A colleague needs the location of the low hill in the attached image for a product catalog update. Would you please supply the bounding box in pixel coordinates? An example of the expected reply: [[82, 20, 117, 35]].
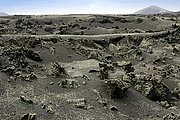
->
[[134, 6, 172, 14], [0, 12, 8, 16]]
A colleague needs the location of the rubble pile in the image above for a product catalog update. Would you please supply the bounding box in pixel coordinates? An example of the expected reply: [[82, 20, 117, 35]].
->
[[0, 37, 43, 81], [163, 112, 180, 120], [134, 73, 176, 107]]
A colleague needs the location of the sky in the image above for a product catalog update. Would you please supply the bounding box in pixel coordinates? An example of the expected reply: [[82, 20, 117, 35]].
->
[[0, 0, 180, 15]]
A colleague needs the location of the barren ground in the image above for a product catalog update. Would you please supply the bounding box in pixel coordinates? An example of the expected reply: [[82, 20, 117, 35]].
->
[[0, 14, 180, 120]]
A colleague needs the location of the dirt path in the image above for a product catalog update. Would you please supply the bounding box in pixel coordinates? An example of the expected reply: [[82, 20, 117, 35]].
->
[[1, 30, 172, 38]]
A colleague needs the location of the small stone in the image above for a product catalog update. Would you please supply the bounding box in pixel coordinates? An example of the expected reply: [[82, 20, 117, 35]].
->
[[89, 69, 99, 73], [21, 113, 29, 120], [82, 75, 90, 81], [168, 57, 173, 60], [20, 113, 36, 120], [47, 106, 55, 114], [42, 104, 46, 109], [23, 90, 28, 93], [109, 105, 118, 111], [20, 96, 34, 104], [50, 82, 54, 85], [98, 98, 108, 107], [104, 54, 112, 59], [49, 101, 53, 104], [10, 76, 15, 80], [86, 104, 94, 110], [72, 47, 75, 50], [172, 52, 176, 56], [61, 79, 80, 88], [139, 57, 144, 61], [99, 68, 108, 79], [41, 101, 46, 109], [30, 113, 36, 120], [141, 63, 146, 67], [88, 51, 98, 59], [58, 82, 61, 86], [159, 101, 170, 108], [67, 98, 87, 109], [49, 47, 55, 54], [156, 114, 160, 117], [7, 79, 11, 82], [82, 81, 87, 85], [68, 55, 72, 57], [115, 61, 134, 73]]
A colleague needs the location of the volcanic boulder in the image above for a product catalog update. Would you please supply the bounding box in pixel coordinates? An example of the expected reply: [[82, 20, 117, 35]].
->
[[51, 61, 67, 77], [115, 61, 135, 73], [105, 79, 131, 98], [134, 74, 172, 102], [99, 63, 114, 80], [25, 50, 42, 62]]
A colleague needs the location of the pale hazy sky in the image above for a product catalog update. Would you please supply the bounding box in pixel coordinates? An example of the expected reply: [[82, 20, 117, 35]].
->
[[0, 0, 179, 15]]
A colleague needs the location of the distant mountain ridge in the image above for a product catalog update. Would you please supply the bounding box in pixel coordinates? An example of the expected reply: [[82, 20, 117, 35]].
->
[[0, 12, 8, 16], [134, 6, 172, 15]]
